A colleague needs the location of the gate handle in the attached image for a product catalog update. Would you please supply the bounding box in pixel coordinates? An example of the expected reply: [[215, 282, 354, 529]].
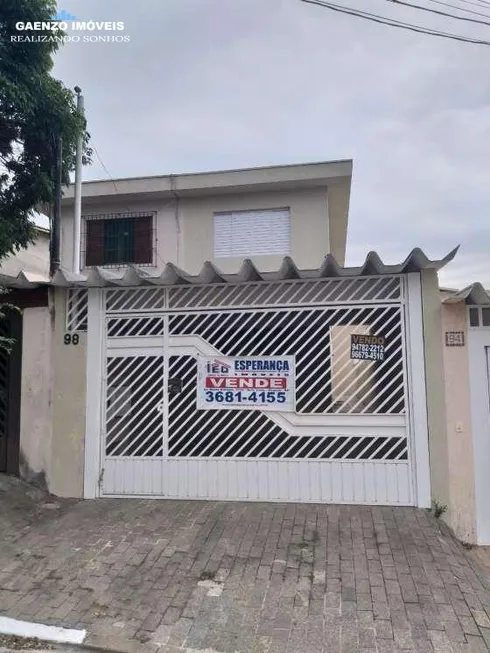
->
[[168, 377, 183, 396]]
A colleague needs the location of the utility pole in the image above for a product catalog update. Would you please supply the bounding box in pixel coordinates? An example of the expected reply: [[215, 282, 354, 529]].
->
[[73, 86, 84, 274], [50, 135, 62, 277]]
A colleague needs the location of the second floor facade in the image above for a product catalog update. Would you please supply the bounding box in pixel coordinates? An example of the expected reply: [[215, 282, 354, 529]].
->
[[60, 160, 352, 275]]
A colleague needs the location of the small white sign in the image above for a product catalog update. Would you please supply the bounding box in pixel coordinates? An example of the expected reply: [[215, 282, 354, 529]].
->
[[197, 356, 295, 412]]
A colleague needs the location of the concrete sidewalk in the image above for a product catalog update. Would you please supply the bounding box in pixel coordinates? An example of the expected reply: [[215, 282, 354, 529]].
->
[[1, 477, 490, 652]]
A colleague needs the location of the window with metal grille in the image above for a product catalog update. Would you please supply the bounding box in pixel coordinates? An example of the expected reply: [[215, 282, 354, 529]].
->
[[214, 208, 291, 258], [84, 213, 154, 267]]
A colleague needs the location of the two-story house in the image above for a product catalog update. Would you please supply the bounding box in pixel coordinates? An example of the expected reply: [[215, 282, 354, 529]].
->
[[12, 160, 459, 527], [60, 160, 352, 274]]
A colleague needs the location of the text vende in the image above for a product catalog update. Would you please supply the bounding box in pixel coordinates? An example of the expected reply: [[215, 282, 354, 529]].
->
[[205, 377, 286, 389]]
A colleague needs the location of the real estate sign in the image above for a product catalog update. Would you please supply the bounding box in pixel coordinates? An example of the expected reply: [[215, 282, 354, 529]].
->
[[350, 334, 386, 362], [196, 356, 295, 411]]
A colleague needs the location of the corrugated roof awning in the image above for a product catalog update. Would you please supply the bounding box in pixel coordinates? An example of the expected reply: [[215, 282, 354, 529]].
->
[[0, 247, 459, 290], [0, 271, 50, 289], [443, 282, 490, 306]]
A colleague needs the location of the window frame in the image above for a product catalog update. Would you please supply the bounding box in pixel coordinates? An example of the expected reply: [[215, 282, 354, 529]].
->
[[82, 211, 156, 269], [213, 207, 291, 259], [468, 305, 490, 329]]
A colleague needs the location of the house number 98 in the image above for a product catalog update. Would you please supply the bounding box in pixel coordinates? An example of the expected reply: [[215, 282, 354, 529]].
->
[[64, 333, 80, 345]]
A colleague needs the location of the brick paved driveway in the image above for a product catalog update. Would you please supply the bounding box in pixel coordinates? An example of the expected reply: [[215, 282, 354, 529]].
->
[[1, 487, 490, 652]]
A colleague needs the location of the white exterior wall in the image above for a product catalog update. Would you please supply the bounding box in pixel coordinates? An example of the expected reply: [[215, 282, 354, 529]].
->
[[468, 322, 490, 544]]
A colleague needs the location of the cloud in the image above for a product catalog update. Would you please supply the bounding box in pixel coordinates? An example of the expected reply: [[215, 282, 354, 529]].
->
[[52, 0, 490, 287]]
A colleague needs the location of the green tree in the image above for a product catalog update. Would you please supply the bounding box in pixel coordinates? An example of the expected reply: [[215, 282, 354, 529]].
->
[[0, 0, 92, 262]]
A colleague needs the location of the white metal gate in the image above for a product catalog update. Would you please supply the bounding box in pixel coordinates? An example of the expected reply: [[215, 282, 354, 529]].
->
[[89, 275, 428, 505]]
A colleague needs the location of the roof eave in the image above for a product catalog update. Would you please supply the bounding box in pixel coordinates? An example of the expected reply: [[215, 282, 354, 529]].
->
[[443, 282, 490, 306], [2, 247, 457, 290], [61, 160, 353, 204]]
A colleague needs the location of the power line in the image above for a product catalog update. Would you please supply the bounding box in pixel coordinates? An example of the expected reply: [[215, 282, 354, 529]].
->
[[90, 143, 176, 269], [91, 145, 144, 216], [92, 145, 119, 195], [426, 0, 490, 19], [300, 0, 490, 45], [383, 0, 490, 24], [447, 0, 490, 8], [458, 0, 490, 7]]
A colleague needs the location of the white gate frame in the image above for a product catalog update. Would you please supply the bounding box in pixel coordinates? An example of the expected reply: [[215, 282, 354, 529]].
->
[[83, 275, 432, 505], [405, 273, 431, 508], [84, 288, 104, 498]]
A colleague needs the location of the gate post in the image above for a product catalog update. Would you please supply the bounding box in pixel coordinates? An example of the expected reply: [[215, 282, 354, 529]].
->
[[406, 273, 431, 508], [84, 288, 104, 498]]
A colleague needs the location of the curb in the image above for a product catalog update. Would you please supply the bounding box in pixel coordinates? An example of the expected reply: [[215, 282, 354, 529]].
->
[[0, 618, 85, 646]]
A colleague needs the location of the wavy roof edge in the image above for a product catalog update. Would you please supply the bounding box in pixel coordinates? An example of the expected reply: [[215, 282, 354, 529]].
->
[[0, 247, 459, 289], [443, 282, 490, 306]]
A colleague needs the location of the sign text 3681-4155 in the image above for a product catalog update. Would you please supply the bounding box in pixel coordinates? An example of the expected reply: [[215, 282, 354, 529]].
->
[[197, 356, 295, 412]]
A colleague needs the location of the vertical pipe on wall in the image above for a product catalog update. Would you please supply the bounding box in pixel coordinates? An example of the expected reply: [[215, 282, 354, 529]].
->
[[73, 88, 84, 274], [50, 136, 62, 278]]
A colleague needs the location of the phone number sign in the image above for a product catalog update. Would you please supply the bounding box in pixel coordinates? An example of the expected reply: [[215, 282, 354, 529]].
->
[[197, 356, 295, 411], [350, 334, 386, 362]]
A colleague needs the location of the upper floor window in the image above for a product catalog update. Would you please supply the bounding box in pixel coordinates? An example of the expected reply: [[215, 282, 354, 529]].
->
[[84, 213, 154, 267], [469, 306, 490, 328], [213, 208, 291, 258]]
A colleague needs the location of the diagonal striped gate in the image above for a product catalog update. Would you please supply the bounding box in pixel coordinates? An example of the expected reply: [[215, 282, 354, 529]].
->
[[99, 276, 422, 504]]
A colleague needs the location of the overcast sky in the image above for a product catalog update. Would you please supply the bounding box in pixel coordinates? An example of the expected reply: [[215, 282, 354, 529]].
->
[[48, 0, 490, 288]]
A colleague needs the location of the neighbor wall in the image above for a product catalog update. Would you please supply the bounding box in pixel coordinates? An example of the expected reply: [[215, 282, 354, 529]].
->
[[420, 270, 450, 513], [439, 298, 477, 543], [19, 306, 52, 486]]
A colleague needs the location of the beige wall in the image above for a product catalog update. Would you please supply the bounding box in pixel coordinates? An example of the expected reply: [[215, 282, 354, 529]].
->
[[421, 269, 450, 513], [19, 290, 87, 497], [0, 231, 49, 277], [60, 183, 350, 273], [61, 199, 179, 271], [180, 187, 329, 274], [19, 307, 52, 485], [49, 288, 86, 497], [439, 299, 477, 542], [327, 179, 350, 267]]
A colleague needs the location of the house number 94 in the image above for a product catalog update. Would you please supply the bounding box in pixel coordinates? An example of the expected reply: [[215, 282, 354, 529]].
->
[[64, 333, 80, 345]]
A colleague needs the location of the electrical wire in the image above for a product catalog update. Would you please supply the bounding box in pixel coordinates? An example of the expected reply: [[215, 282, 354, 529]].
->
[[457, 0, 490, 7], [92, 145, 120, 196], [383, 0, 490, 24], [91, 143, 177, 269], [300, 0, 490, 45], [91, 144, 145, 216], [426, 0, 490, 19]]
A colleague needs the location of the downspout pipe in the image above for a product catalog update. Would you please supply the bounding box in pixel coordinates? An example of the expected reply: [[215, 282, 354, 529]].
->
[[73, 87, 84, 274]]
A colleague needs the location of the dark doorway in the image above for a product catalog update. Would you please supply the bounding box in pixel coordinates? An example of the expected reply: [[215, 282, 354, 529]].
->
[[0, 309, 23, 474]]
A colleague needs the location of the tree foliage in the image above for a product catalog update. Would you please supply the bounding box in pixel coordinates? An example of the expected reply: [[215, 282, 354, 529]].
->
[[0, 288, 19, 353], [0, 0, 92, 262]]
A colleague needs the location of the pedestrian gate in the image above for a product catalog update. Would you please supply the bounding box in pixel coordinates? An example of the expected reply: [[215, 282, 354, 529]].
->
[[90, 275, 427, 505]]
